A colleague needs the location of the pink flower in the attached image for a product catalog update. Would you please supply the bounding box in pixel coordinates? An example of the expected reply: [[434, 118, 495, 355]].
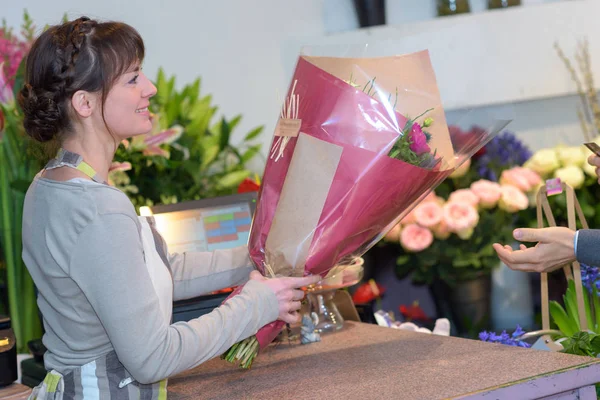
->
[[400, 224, 434, 252], [413, 201, 443, 228], [516, 167, 542, 187], [448, 189, 479, 208], [400, 208, 417, 225], [144, 125, 183, 147], [384, 224, 401, 243], [500, 168, 531, 192], [442, 202, 479, 238], [498, 185, 529, 213], [470, 180, 502, 209], [432, 219, 451, 240], [0, 62, 14, 103], [449, 157, 471, 179], [409, 123, 430, 155], [109, 161, 132, 173]]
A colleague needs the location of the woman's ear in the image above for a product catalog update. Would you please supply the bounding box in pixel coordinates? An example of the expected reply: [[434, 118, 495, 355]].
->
[[71, 90, 98, 118]]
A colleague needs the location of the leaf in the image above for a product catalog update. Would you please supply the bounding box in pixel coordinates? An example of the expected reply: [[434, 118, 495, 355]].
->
[[590, 334, 600, 356], [550, 301, 577, 337], [217, 170, 250, 189], [564, 280, 582, 332], [244, 126, 263, 142], [593, 286, 600, 333], [155, 68, 169, 106], [241, 144, 261, 164], [9, 179, 30, 194], [12, 57, 27, 105], [227, 115, 242, 133], [218, 118, 231, 151]]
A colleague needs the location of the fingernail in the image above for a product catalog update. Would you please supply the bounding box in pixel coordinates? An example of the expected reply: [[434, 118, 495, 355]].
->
[[514, 230, 522, 239]]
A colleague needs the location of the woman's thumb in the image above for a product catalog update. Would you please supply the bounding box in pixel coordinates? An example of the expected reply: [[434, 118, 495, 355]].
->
[[249, 270, 265, 281]]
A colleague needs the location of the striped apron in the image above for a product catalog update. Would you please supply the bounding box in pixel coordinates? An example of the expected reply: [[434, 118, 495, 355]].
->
[[29, 217, 173, 400]]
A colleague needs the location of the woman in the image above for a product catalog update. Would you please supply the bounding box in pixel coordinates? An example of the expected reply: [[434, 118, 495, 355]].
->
[[494, 154, 600, 272], [18, 16, 318, 399]]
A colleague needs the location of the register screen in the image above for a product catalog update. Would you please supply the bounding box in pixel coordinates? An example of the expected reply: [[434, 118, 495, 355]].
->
[[152, 203, 252, 254]]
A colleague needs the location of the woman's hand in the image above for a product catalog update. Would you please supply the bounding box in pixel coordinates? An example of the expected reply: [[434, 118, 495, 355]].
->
[[588, 154, 600, 184], [493, 227, 576, 273], [250, 271, 320, 324]]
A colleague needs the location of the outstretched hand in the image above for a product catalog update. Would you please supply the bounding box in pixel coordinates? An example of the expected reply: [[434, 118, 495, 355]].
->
[[493, 227, 576, 273]]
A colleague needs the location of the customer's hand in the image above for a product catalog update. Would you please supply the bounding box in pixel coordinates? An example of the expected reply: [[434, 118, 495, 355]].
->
[[588, 154, 600, 184], [493, 227, 576, 273], [250, 271, 320, 324]]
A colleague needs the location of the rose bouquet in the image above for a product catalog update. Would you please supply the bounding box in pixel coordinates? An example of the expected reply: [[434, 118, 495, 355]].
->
[[389, 159, 542, 286], [220, 49, 510, 368]]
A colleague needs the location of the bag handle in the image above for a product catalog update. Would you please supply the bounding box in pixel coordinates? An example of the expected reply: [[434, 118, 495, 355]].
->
[[536, 182, 588, 340]]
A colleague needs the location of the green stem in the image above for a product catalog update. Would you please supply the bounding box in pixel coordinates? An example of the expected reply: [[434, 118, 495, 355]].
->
[[0, 144, 21, 348]]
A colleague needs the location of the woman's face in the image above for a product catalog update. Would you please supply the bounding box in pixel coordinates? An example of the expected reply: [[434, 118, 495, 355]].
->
[[102, 64, 157, 139]]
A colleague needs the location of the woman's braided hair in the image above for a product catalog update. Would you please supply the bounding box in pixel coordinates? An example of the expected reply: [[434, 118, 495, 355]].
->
[[18, 16, 145, 143]]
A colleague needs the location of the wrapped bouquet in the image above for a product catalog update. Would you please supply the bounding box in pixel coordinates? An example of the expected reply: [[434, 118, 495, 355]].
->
[[222, 49, 511, 368]]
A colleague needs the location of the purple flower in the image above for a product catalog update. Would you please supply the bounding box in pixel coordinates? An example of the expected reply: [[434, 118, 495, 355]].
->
[[475, 130, 532, 182], [479, 325, 531, 348]]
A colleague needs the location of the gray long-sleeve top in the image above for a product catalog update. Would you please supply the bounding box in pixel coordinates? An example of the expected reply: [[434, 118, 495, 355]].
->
[[22, 177, 278, 384]]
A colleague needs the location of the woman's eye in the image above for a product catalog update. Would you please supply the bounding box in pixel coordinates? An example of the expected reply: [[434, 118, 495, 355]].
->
[[129, 74, 139, 84]]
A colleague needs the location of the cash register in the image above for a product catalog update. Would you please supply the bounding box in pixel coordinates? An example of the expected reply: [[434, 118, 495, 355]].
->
[[145, 191, 258, 322]]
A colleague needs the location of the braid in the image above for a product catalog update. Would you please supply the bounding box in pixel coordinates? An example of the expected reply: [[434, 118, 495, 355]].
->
[[18, 16, 144, 144]]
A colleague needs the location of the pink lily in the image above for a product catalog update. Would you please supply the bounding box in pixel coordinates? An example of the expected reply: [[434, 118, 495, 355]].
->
[[0, 63, 14, 104], [109, 161, 132, 173]]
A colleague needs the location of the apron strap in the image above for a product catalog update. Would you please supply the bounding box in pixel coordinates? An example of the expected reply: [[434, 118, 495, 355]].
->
[[44, 148, 107, 184]]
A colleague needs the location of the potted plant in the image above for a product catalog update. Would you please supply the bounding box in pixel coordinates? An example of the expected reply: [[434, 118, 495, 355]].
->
[[382, 129, 539, 335]]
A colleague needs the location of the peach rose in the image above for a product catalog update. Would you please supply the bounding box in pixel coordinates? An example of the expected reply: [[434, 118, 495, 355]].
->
[[500, 168, 531, 192], [384, 223, 402, 242], [448, 189, 479, 207], [413, 201, 444, 228], [400, 208, 417, 225], [400, 224, 434, 252], [515, 167, 542, 187], [432, 218, 451, 240], [470, 180, 502, 209], [449, 158, 471, 179], [442, 202, 479, 238], [498, 185, 529, 213]]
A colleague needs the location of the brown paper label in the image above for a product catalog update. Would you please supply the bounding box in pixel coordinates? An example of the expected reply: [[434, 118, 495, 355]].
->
[[275, 118, 301, 137], [265, 133, 343, 276]]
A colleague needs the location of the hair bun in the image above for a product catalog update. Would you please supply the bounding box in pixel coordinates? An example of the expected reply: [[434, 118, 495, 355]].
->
[[18, 83, 62, 143]]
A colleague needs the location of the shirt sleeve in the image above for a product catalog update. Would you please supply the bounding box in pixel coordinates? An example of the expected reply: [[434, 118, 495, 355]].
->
[[69, 213, 278, 384], [167, 247, 253, 301]]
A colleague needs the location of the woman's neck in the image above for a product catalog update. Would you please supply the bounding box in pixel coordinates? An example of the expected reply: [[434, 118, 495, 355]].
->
[[60, 136, 116, 183]]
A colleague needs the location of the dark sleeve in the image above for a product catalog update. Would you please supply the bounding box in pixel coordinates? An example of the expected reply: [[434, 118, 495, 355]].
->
[[575, 229, 600, 266]]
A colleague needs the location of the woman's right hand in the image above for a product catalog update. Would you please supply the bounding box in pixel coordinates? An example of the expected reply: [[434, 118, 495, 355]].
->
[[249, 270, 320, 324]]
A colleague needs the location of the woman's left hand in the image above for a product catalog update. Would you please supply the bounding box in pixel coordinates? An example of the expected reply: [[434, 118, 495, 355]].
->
[[493, 227, 576, 273]]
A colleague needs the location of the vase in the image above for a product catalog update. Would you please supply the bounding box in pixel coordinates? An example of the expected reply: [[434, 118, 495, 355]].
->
[[488, 0, 521, 8], [353, 0, 386, 28], [491, 257, 534, 331], [430, 273, 491, 336], [437, 0, 471, 17]]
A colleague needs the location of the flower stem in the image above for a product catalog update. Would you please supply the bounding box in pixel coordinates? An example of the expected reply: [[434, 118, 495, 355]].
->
[[222, 336, 260, 369]]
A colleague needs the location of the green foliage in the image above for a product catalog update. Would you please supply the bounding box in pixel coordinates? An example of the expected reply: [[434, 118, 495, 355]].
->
[[549, 279, 599, 337], [113, 68, 263, 209]]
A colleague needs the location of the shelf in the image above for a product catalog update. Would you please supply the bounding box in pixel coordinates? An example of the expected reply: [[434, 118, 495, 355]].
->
[[299, 0, 600, 111]]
